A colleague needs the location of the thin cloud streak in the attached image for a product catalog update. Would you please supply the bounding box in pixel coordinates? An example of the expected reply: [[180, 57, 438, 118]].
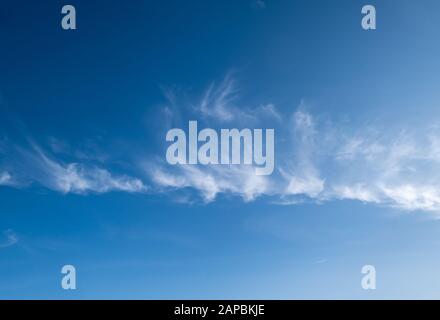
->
[[26, 143, 148, 194], [0, 229, 18, 249], [2, 140, 148, 195]]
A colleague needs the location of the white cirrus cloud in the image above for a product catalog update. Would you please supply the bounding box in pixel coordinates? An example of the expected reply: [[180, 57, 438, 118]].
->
[[149, 164, 269, 203], [145, 75, 440, 213], [3, 74, 440, 214], [380, 184, 440, 212], [14, 141, 148, 195], [191, 73, 281, 126]]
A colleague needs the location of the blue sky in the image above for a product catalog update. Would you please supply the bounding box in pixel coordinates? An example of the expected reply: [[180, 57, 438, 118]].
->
[[2, 0, 440, 299]]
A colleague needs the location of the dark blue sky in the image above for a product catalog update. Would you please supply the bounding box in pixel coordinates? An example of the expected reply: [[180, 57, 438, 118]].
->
[[2, 0, 440, 299]]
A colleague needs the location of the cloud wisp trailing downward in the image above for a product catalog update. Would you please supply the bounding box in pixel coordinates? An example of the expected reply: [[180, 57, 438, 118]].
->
[[192, 72, 281, 125], [284, 111, 440, 212], [279, 110, 325, 199]]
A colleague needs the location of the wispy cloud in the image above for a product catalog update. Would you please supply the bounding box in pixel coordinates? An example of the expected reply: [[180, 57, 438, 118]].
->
[[193, 73, 280, 125], [198, 73, 238, 122], [0, 171, 12, 185], [2, 140, 148, 195], [26, 143, 147, 194], [149, 164, 269, 203], [3, 73, 440, 213], [380, 185, 440, 212], [332, 184, 379, 203], [0, 229, 18, 248], [251, 0, 266, 10], [144, 75, 440, 213], [280, 110, 325, 198]]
